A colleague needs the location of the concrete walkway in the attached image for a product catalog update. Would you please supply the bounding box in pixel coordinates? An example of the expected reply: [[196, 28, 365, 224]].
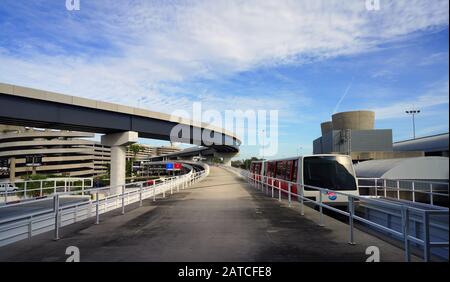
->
[[0, 166, 409, 262]]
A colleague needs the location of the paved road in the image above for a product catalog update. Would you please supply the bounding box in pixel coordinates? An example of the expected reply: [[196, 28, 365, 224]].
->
[[0, 197, 90, 221], [0, 166, 409, 262]]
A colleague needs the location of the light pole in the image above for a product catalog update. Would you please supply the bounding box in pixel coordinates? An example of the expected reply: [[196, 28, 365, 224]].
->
[[261, 129, 265, 160], [297, 146, 303, 156], [405, 109, 420, 139]]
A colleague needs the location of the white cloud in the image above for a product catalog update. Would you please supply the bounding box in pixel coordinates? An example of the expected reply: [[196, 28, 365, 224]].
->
[[0, 0, 448, 117], [418, 52, 449, 66]]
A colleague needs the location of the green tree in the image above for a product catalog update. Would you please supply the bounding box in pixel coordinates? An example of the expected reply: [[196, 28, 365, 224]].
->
[[128, 144, 146, 159], [232, 157, 262, 170], [126, 144, 146, 177]]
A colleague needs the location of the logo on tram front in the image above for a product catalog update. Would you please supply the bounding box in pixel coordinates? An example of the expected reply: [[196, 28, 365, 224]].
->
[[327, 192, 337, 201]]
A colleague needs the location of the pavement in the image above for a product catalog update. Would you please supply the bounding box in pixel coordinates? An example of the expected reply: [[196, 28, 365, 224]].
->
[[0, 166, 411, 262]]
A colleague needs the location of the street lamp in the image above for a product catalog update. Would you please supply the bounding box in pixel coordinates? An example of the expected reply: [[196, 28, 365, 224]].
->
[[261, 129, 265, 160], [405, 109, 420, 139], [297, 146, 303, 156]]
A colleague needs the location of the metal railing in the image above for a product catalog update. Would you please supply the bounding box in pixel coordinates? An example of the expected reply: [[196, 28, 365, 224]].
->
[[0, 178, 93, 205], [247, 172, 449, 262], [0, 164, 209, 247], [358, 178, 449, 206]]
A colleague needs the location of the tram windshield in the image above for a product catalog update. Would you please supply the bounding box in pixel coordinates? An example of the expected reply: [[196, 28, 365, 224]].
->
[[303, 156, 357, 191]]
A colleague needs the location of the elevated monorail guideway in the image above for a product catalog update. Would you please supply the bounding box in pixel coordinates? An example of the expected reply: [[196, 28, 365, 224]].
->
[[0, 83, 240, 192]]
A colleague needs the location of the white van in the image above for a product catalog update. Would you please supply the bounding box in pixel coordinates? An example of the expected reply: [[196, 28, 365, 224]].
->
[[0, 183, 19, 193]]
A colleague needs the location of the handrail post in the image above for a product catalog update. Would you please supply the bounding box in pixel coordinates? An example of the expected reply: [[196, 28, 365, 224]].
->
[[263, 176, 267, 195], [319, 191, 324, 227], [139, 182, 143, 207], [24, 182, 27, 199], [430, 184, 434, 205], [288, 182, 291, 207], [374, 179, 378, 197], [271, 178, 274, 198], [259, 175, 262, 191], [259, 175, 262, 192], [40, 180, 43, 197], [256, 175, 259, 190], [264, 176, 266, 194], [153, 182, 156, 202], [81, 180, 85, 196], [278, 181, 281, 202], [163, 180, 166, 198], [263, 176, 266, 195], [401, 206, 410, 261], [423, 212, 431, 262], [300, 184, 304, 216], [384, 179, 387, 198], [95, 191, 100, 224], [348, 197, 355, 245], [28, 216, 33, 239], [397, 180, 400, 200], [411, 182, 415, 202], [53, 194, 60, 240], [121, 185, 125, 215]]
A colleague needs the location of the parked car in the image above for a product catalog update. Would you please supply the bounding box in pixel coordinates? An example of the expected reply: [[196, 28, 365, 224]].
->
[[0, 183, 19, 193]]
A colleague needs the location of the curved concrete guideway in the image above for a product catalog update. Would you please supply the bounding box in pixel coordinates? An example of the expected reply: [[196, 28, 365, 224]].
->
[[0, 167, 411, 262], [0, 83, 240, 189]]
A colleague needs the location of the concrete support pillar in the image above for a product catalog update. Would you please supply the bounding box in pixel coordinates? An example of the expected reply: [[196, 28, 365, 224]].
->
[[110, 146, 127, 193], [222, 156, 233, 167], [9, 157, 16, 183], [215, 153, 238, 167], [206, 156, 214, 164], [101, 131, 138, 195]]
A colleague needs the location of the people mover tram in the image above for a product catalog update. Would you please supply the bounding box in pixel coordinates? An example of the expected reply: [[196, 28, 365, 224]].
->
[[250, 154, 359, 205]]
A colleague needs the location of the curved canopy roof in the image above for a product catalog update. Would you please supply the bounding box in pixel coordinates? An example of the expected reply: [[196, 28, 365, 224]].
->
[[394, 133, 448, 153], [355, 157, 449, 180]]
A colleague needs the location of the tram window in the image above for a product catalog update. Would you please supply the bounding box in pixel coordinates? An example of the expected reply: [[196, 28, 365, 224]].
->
[[276, 161, 286, 179], [271, 162, 276, 177], [265, 162, 272, 176], [286, 160, 292, 180], [303, 156, 357, 191], [292, 160, 298, 182]]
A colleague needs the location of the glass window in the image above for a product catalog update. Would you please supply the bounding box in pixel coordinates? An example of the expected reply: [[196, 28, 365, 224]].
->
[[276, 161, 286, 179], [292, 160, 298, 182], [269, 162, 276, 177], [303, 156, 357, 191]]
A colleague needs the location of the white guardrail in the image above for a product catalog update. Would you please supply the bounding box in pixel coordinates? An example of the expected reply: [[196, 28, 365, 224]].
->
[[357, 178, 449, 206], [0, 178, 94, 205], [0, 163, 209, 247], [223, 166, 448, 262]]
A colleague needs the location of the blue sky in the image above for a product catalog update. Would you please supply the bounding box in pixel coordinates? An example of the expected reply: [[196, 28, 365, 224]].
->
[[0, 0, 448, 159]]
